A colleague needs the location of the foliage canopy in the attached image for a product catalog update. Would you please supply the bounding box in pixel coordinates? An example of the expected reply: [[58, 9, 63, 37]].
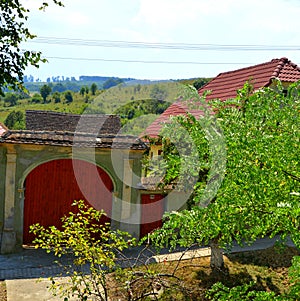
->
[[151, 82, 300, 270]]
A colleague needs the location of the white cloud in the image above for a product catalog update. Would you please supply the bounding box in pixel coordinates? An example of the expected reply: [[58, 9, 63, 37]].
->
[[133, 0, 237, 30], [64, 11, 91, 27], [132, 0, 300, 44]]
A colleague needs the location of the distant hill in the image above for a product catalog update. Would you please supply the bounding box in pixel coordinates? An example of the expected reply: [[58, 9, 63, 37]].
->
[[23, 76, 136, 93], [22, 75, 210, 93], [1, 77, 211, 134], [90, 81, 183, 113], [123, 79, 174, 86], [79, 75, 135, 82]]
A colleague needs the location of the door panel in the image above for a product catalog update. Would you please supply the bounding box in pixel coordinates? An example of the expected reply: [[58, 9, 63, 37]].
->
[[140, 194, 164, 238], [23, 159, 113, 244]]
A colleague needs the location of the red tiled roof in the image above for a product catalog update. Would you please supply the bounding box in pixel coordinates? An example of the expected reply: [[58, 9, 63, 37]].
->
[[0, 123, 8, 136], [198, 57, 300, 101], [143, 101, 205, 138], [144, 57, 300, 138]]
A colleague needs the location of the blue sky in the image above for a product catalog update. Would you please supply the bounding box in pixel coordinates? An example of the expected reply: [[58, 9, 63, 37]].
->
[[22, 0, 300, 81]]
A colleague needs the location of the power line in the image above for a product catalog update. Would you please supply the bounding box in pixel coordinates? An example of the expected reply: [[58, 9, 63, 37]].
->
[[29, 36, 300, 51], [46, 56, 253, 65]]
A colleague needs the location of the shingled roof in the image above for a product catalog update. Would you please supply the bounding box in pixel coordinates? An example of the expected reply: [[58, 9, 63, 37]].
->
[[26, 110, 121, 134], [0, 130, 147, 150], [198, 57, 300, 101]]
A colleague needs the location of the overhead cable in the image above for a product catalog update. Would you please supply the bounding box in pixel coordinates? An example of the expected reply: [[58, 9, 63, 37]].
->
[[29, 36, 300, 51], [45, 56, 253, 65]]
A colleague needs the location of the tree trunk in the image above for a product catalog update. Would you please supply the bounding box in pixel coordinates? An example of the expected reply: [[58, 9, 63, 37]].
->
[[209, 239, 224, 271]]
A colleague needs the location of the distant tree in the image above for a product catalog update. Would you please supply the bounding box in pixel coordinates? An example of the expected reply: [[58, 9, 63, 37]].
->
[[150, 84, 168, 101], [52, 83, 65, 93], [91, 83, 97, 95], [52, 91, 61, 103], [3, 93, 18, 106], [77, 85, 89, 95], [115, 99, 171, 123], [31, 93, 43, 103], [79, 86, 86, 96], [64, 90, 73, 103], [103, 78, 123, 90], [4, 110, 25, 129], [134, 84, 141, 93], [40, 84, 52, 103], [193, 78, 211, 90]]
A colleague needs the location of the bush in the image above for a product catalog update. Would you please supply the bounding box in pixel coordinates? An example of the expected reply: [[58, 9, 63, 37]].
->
[[206, 282, 281, 301], [3, 92, 18, 106], [4, 110, 25, 129], [52, 91, 61, 103], [30, 93, 43, 103], [30, 200, 135, 301], [64, 90, 73, 103]]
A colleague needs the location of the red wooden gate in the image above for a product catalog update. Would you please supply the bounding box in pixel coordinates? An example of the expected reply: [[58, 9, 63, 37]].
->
[[23, 159, 113, 244], [140, 194, 164, 238]]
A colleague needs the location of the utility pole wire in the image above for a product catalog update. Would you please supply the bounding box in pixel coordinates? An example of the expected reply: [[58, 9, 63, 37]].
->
[[45, 56, 254, 65], [28, 36, 300, 51]]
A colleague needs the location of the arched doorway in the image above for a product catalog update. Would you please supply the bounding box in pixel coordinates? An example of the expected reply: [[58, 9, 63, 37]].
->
[[23, 159, 113, 244]]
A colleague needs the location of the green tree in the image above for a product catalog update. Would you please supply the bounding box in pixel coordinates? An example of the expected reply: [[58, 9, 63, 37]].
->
[[150, 83, 300, 271], [91, 83, 98, 95], [193, 77, 211, 90], [79, 86, 86, 96], [40, 84, 52, 103], [3, 92, 18, 106], [116, 99, 170, 120], [52, 91, 61, 103], [4, 110, 25, 129], [0, 0, 63, 95], [64, 90, 73, 103]]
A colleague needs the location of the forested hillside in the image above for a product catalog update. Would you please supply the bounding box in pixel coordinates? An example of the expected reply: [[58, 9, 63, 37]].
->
[[0, 77, 210, 134]]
